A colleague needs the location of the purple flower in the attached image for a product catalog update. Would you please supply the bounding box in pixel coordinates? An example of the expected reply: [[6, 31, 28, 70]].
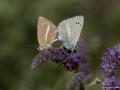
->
[[32, 46, 83, 71], [101, 43, 120, 77], [32, 39, 90, 71], [66, 71, 92, 90], [32, 39, 91, 90], [103, 76, 120, 90], [66, 72, 85, 90]]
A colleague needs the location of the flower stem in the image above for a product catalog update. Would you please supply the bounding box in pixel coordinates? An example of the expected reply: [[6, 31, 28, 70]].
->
[[79, 83, 85, 90]]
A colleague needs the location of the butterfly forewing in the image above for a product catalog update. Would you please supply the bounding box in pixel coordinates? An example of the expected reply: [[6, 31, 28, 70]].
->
[[37, 17, 57, 49], [69, 16, 84, 47]]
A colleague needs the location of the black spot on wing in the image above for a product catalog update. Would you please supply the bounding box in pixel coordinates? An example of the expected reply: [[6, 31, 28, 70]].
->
[[75, 21, 82, 26]]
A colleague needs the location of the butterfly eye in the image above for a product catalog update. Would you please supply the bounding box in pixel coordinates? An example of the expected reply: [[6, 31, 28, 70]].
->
[[37, 46, 41, 51]]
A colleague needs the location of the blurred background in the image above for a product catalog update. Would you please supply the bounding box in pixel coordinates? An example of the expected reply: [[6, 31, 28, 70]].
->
[[0, 0, 120, 90]]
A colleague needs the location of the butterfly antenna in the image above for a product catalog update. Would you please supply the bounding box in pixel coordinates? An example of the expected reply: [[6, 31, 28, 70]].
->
[[23, 43, 40, 51], [24, 44, 38, 47]]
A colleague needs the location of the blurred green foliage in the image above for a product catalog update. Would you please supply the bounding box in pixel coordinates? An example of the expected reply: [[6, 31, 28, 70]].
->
[[0, 0, 120, 90]]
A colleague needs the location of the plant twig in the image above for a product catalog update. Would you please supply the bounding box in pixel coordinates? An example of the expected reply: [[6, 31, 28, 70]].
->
[[79, 83, 85, 90]]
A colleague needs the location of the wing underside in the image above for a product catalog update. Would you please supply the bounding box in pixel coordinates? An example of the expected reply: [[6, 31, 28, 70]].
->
[[58, 16, 84, 49], [37, 17, 57, 49]]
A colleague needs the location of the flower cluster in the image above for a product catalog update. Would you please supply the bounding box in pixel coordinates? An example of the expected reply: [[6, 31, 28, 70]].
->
[[66, 71, 91, 90], [50, 47, 81, 71], [101, 43, 120, 77], [32, 47, 81, 71], [101, 43, 120, 90], [32, 39, 90, 70], [32, 39, 91, 90], [103, 76, 120, 90]]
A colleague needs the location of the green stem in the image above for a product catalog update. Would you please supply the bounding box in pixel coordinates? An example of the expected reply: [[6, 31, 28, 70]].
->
[[79, 83, 85, 90]]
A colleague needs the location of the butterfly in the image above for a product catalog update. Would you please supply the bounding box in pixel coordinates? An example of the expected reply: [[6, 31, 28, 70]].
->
[[37, 17, 58, 50], [58, 16, 84, 50], [37, 16, 84, 50]]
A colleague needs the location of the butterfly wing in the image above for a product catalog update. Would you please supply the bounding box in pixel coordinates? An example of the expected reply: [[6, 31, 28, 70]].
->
[[69, 16, 84, 48], [58, 19, 70, 48], [58, 16, 84, 49], [37, 17, 57, 49]]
